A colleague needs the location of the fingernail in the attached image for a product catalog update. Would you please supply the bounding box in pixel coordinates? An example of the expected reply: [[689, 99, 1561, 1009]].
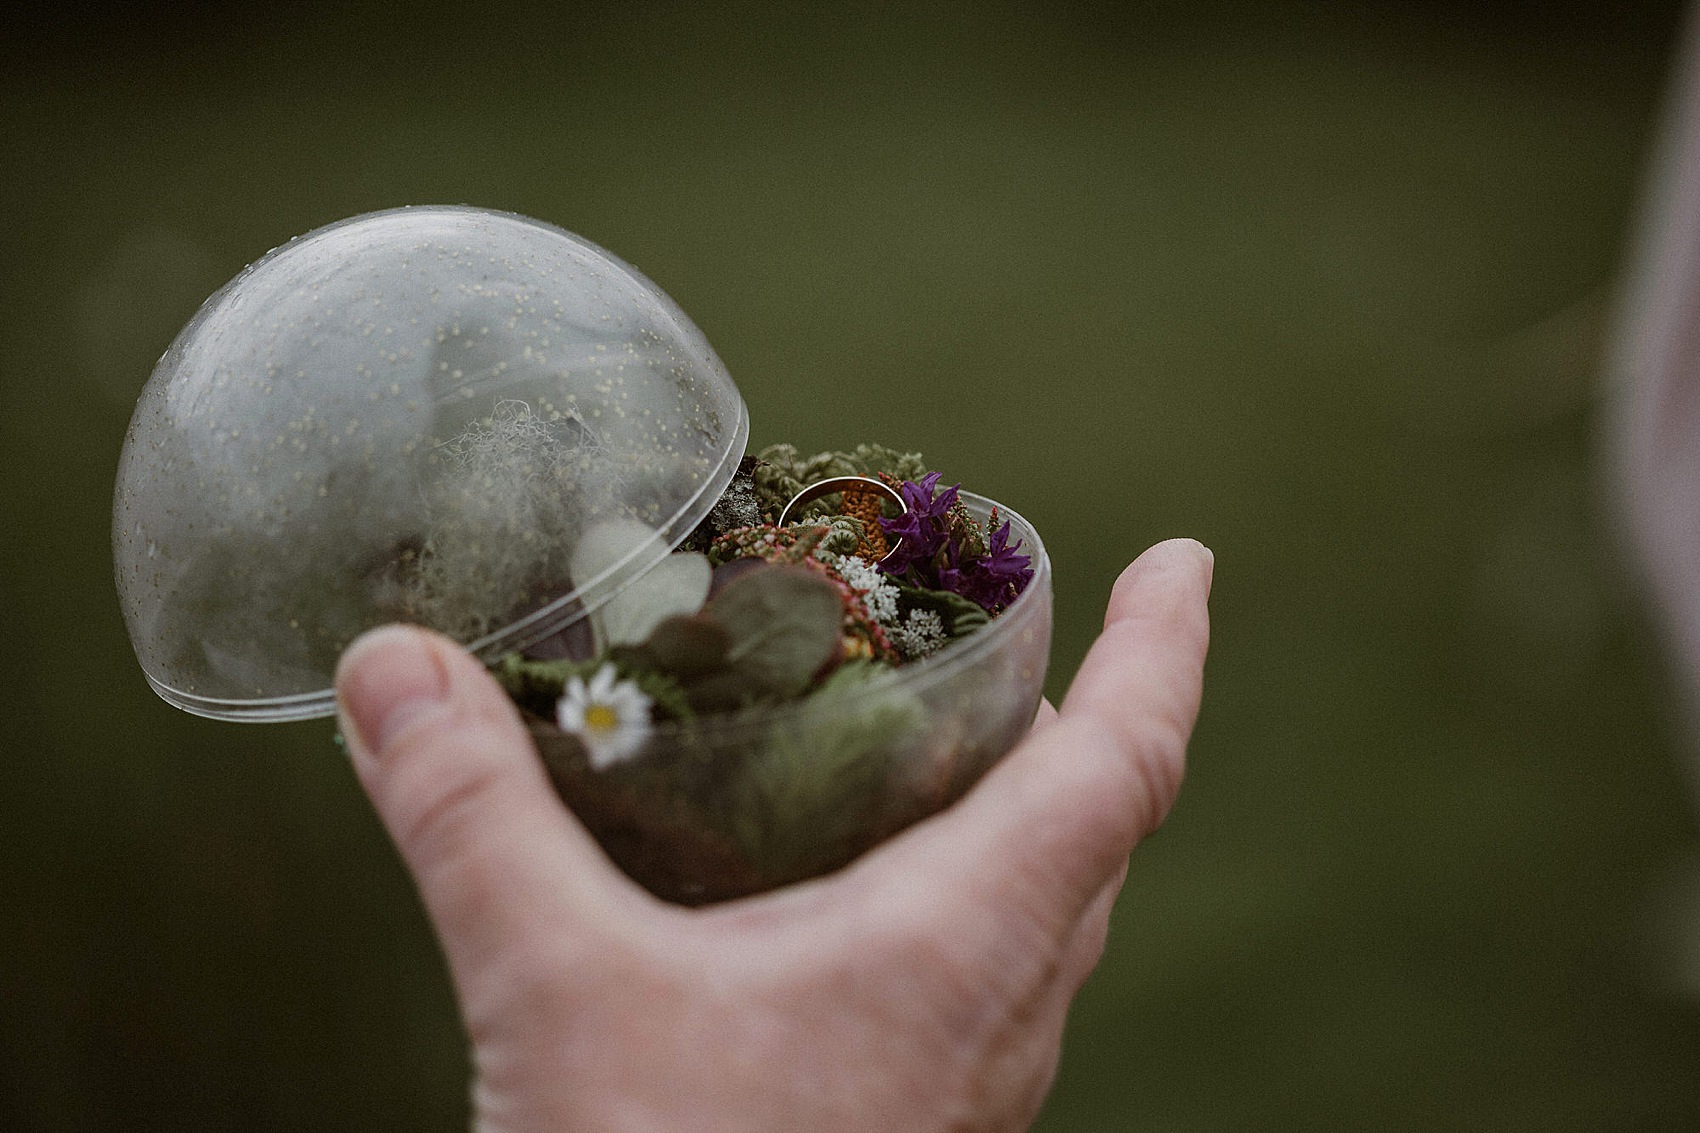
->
[[336, 626, 451, 759], [1196, 541, 1214, 595]]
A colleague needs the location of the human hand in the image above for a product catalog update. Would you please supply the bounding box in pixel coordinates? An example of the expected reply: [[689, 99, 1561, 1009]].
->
[[333, 537, 1213, 1132]]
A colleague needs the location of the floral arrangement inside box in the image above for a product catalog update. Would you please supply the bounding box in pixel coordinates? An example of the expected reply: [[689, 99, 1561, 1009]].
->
[[492, 441, 1040, 903]]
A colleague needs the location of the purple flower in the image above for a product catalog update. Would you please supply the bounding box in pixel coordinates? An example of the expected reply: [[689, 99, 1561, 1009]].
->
[[876, 472, 956, 577], [877, 476, 1034, 614], [947, 519, 1033, 613]]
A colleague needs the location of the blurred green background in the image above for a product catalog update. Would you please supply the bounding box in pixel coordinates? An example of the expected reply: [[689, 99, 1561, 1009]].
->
[[6, 0, 1700, 1127]]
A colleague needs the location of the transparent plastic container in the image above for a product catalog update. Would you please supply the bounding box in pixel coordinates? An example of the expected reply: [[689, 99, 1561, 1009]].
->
[[533, 496, 1051, 903], [113, 206, 1051, 902]]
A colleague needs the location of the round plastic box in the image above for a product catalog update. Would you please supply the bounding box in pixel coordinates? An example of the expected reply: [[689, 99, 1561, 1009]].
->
[[114, 206, 1051, 901]]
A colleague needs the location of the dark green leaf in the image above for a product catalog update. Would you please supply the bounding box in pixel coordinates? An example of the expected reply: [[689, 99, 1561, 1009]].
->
[[704, 564, 843, 699], [894, 582, 989, 639], [640, 614, 731, 677]]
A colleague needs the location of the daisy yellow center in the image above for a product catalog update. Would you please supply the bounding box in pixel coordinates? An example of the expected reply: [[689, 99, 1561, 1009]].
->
[[583, 704, 620, 732]]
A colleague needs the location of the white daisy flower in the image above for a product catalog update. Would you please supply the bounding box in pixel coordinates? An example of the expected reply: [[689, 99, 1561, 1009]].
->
[[556, 663, 654, 770]]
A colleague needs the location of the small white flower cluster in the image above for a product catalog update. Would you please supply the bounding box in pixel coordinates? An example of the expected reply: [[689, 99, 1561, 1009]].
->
[[888, 608, 946, 660], [835, 554, 949, 661], [835, 555, 900, 625]]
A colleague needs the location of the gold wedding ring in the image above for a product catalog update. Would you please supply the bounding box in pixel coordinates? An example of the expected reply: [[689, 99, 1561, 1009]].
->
[[778, 475, 907, 563]]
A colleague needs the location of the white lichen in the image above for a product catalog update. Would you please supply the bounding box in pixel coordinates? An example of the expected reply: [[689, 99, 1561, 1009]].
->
[[403, 399, 614, 640]]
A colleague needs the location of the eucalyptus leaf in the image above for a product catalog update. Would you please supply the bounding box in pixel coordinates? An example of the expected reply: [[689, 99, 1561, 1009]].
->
[[569, 518, 666, 590], [705, 564, 843, 699], [596, 551, 712, 647], [708, 556, 765, 597], [675, 667, 769, 714], [641, 614, 731, 677]]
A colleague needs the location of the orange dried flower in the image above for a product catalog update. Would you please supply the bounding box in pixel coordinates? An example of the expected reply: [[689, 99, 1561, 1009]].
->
[[840, 488, 889, 560]]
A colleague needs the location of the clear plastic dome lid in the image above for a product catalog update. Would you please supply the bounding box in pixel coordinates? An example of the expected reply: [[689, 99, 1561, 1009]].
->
[[114, 206, 748, 722]]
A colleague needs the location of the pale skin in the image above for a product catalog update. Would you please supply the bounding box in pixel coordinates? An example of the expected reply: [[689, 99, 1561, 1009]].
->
[[333, 537, 1213, 1132]]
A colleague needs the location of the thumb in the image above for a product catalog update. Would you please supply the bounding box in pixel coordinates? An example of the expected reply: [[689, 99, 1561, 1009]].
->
[[335, 625, 638, 994], [887, 538, 1210, 948]]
